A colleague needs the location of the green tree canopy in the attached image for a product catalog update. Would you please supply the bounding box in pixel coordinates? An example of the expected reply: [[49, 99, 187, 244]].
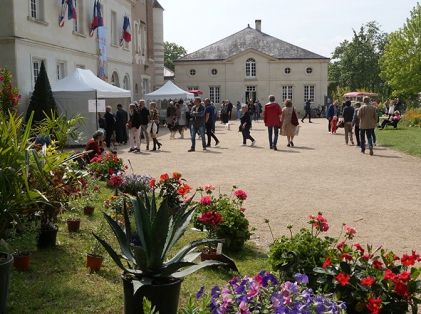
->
[[164, 41, 187, 71], [25, 61, 57, 123], [329, 21, 388, 96], [380, 3, 421, 100]]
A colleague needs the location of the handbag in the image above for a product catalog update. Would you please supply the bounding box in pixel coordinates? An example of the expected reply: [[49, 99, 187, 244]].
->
[[294, 125, 300, 136], [291, 108, 299, 126]]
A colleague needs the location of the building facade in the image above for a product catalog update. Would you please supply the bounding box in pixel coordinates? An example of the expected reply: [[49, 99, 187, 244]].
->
[[0, 0, 164, 111], [175, 20, 329, 112]]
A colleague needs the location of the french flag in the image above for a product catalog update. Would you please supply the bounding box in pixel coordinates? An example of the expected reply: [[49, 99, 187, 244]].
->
[[89, 0, 104, 36], [59, 0, 76, 27], [120, 16, 132, 46]]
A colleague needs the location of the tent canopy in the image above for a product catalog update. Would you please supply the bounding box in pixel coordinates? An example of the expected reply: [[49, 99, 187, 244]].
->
[[52, 68, 131, 98], [145, 80, 194, 101]]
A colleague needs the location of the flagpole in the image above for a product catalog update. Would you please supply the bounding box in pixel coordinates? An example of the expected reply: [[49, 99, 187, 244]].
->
[[95, 89, 98, 130]]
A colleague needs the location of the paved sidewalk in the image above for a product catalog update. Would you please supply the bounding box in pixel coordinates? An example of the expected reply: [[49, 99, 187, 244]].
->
[[114, 119, 421, 253]]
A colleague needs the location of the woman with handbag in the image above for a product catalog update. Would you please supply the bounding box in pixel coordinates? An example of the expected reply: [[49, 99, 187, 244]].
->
[[281, 99, 299, 147]]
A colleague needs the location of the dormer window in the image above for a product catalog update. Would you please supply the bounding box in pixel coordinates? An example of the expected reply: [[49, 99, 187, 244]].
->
[[245, 58, 256, 77]]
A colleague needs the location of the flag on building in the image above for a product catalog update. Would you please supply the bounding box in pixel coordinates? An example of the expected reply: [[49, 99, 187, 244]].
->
[[59, 0, 77, 27], [120, 16, 132, 46], [90, 0, 104, 36]]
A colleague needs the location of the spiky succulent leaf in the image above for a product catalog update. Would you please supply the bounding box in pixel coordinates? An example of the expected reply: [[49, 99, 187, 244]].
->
[[132, 195, 151, 256], [166, 239, 224, 265], [172, 260, 226, 278], [131, 244, 147, 271], [123, 197, 132, 244], [93, 232, 130, 272], [159, 261, 196, 278], [148, 198, 170, 271], [103, 212, 135, 263]]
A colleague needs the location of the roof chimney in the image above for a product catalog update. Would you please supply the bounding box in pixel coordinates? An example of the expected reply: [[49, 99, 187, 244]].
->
[[255, 19, 261, 31]]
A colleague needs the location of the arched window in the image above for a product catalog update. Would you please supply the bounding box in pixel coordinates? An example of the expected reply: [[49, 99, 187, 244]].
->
[[245, 58, 256, 77], [123, 74, 130, 90], [111, 71, 120, 87]]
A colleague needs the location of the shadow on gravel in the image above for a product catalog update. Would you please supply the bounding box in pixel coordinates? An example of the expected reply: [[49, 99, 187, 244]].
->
[[374, 154, 401, 159], [293, 146, 315, 150]]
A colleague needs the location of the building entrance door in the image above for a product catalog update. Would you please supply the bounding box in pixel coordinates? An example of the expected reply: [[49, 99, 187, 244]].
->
[[245, 86, 256, 103]]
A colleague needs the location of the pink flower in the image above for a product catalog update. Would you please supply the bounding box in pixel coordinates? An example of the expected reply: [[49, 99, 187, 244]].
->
[[240, 207, 246, 212], [203, 184, 215, 193], [343, 224, 357, 239], [234, 189, 248, 200], [239, 301, 250, 314], [199, 195, 212, 205], [309, 212, 329, 232]]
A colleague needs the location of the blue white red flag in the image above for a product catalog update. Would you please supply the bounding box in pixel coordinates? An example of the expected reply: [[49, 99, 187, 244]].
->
[[120, 16, 132, 46], [59, 0, 77, 27], [90, 0, 104, 36]]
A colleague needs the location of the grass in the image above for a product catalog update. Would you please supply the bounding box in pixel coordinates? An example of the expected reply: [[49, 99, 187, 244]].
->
[[6, 185, 268, 313], [376, 125, 421, 157]]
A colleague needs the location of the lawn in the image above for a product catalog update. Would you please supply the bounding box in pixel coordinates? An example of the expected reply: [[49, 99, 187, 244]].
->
[[376, 125, 421, 157], [6, 184, 268, 313]]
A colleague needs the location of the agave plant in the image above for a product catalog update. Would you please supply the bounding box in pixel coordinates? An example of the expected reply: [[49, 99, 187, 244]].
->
[[94, 191, 226, 285]]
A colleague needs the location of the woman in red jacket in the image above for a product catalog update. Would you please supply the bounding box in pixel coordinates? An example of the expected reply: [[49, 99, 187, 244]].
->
[[263, 95, 282, 150]]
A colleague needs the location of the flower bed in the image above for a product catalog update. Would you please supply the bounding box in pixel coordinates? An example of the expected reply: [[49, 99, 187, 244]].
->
[[87, 152, 126, 179]]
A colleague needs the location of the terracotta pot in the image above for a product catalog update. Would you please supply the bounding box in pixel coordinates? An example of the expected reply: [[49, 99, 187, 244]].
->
[[200, 248, 223, 262], [13, 252, 31, 271], [83, 206, 95, 216], [86, 254, 103, 272], [67, 219, 81, 232]]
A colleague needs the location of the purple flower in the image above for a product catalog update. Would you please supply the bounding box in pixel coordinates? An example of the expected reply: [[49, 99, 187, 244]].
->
[[196, 286, 205, 299], [294, 273, 309, 285]]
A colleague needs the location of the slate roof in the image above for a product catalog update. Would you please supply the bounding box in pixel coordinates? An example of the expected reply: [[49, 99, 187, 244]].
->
[[176, 26, 328, 62], [153, 0, 164, 10]]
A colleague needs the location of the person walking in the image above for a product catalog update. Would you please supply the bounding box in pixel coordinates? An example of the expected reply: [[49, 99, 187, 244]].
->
[[352, 103, 361, 147], [104, 106, 116, 148], [177, 99, 187, 139], [263, 95, 282, 150], [204, 98, 220, 147], [327, 101, 338, 132], [281, 99, 299, 147], [240, 104, 256, 146], [342, 100, 355, 145], [301, 99, 312, 123], [227, 100, 233, 120], [358, 97, 377, 155], [236, 101, 241, 120], [148, 102, 162, 151], [138, 100, 150, 150], [127, 103, 141, 152], [115, 104, 128, 144], [166, 101, 177, 139], [188, 97, 206, 152]]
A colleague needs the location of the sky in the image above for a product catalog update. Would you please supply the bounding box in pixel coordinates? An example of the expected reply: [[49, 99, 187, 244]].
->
[[159, 0, 419, 58]]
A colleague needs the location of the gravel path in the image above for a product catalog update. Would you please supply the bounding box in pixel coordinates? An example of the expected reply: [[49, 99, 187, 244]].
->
[[115, 119, 421, 254]]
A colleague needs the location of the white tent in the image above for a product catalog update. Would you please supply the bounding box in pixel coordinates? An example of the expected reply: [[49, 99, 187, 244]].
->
[[144, 80, 194, 101], [51, 68, 131, 143]]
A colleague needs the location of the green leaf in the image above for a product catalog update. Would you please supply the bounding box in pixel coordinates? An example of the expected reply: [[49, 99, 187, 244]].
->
[[166, 239, 224, 265], [314, 266, 337, 276], [183, 252, 201, 263], [133, 195, 151, 256], [149, 198, 170, 270], [93, 233, 129, 272], [103, 212, 135, 263], [131, 245, 147, 271], [132, 278, 152, 296], [172, 260, 225, 278], [123, 197, 132, 244], [159, 261, 196, 277]]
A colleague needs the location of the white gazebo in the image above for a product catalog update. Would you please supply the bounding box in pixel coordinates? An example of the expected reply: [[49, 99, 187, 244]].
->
[[145, 80, 194, 101]]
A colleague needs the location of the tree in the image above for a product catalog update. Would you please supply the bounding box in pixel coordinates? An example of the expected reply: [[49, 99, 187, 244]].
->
[[329, 22, 388, 96], [164, 41, 187, 71], [380, 3, 421, 100], [25, 61, 57, 123]]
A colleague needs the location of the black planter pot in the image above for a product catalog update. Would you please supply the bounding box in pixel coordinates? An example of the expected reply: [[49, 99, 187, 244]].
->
[[37, 225, 58, 249], [122, 275, 182, 314], [0, 252, 13, 314]]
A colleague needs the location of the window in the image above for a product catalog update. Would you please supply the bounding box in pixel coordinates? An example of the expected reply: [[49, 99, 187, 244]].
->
[[304, 85, 315, 102], [111, 71, 120, 87], [306, 67, 313, 74], [284, 67, 291, 74], [32, 58, 46, 86], [134, 22, 140, 53], [56, 61, 66, 80], [245, 58, 256, 77], [282, 86, 293, 101], [142, 79, 149, 96], [209, 86, 220, 104], [30, 0, 40, 19], [245, 85, 256, 102], [73, 0, 84, 34], [189, 69, 196, 76], [111, 11, 118, 46], [123, 74, 130, 90], [211, 68, 218, 75]]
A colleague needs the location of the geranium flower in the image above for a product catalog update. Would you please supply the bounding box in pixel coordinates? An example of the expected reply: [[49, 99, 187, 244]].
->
[[341, 253, 353, 261], [240, 207, 246, 212], [372, 259, 383, 270], [354, 243, 365, 254], [401, 250, 420, 266], [108, 174, 123, 187], [336, 241, 346, 251], [367, 296, 382, 314], [394, 281, 410, 298], [177, 184, 191, 196], [335, 273, 350, 286], [200, 195, 212, 205], [360, 276, 376, 286], [149, 178, 156, 188], [108, 168, 114, 175], [322, 257, 331, 269], [172, 171, 182, 179], [203, 184, 215, 193], [159, 173, 169, 182], [343, 224, 357, 239], [90, 156, 102, 163], [398, 271, 411, 282], [384, 269, 397, 281], [197, 211, 223, 227], [309, 212, 329, 232], [234, 189, 248, 200]]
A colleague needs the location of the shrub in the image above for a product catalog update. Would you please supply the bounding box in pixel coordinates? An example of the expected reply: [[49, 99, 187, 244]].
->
[[0, 68, 20, 114], [119, 174, 151, 196], [87, 152, 126, 179], [402, 108, 421, 127]]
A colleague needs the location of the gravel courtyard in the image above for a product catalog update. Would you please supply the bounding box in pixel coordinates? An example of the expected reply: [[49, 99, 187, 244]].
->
[[115, 119, 421, 254]]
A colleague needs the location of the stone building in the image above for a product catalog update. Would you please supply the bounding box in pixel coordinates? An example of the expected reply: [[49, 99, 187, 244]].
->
[[0, 0, 164, 111], [174, 20, 329, 112]]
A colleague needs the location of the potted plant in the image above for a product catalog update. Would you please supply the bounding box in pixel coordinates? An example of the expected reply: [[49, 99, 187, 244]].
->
[[196, 210, 224, 261], [94, 173, 229, 314], [86, 222, 106, 272], [0, 240, 13, 314], [66, 207, 81, 233], [12, 250, 31, 272]]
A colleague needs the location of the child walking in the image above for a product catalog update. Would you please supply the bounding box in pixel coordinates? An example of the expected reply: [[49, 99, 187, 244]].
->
[[240, 104, 256, 146]]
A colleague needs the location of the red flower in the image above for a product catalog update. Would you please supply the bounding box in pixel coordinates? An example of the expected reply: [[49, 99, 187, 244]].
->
[[124, 165, 129, 170], [360, 276, 376, 286], [197, 211, 223, 227], [362, 254, 370, 261], [337, 241, 346, 251], [341, 253, 353, 261], [149, 179, 156, 188], [384, 269, 397, 281], [309, 212, 329, 232], [108, 174, 123, 187], [90, 156, 102, 163], [159, 173, 169, 182], [108, 168, 114, 175], [343, 224, 357, 239], [367, 296, 382, 314], [234, 189, 248, 200], [401, 250, 420, 266], [0, 75, 4, 81], [177, 184, 191, 196], [199, 195, 212, 205], [354, 243, 365, 254], [322, 257, 331, 269], [335, 272, 350, 286], [398, 271, 411, 282], [394, 281, 410, 298], [372, 259, 383, 270], [172, 172, 182, 179], [240, 207, 246, 212]]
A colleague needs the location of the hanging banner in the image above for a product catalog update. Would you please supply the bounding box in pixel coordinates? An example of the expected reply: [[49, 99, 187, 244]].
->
[[97, 26, 108, 81], [88, 99, 106, 113]]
